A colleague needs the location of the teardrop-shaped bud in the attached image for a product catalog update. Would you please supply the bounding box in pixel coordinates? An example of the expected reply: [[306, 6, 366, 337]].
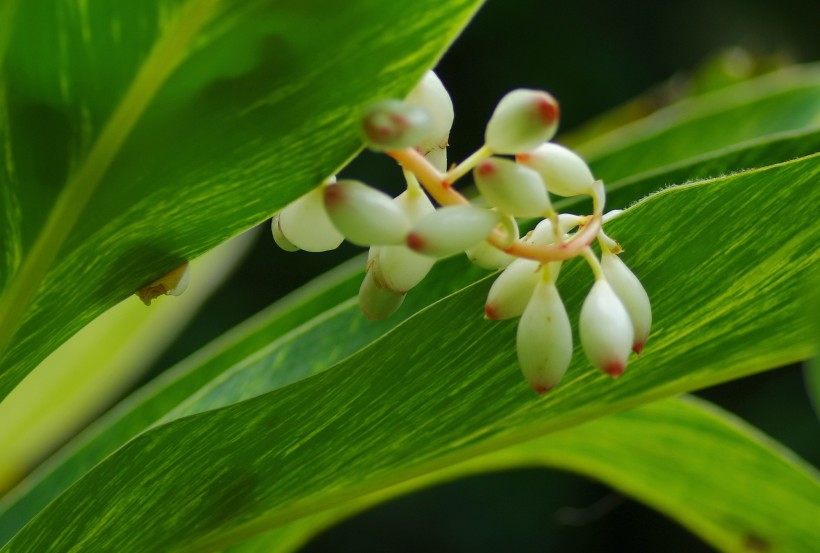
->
[[580, 279, 634, 378], [360, 99, 434, 151], [527, 214, 585, 245], [405, 70, 454, 157], [485, 89, 560, 154], [358, 269, 405, 320], [473, 157, 550, 217], [466, 217, 518, 270], [517, 280, 573, 394], [516, 143, 595, 197], [406, 206, 501, 258], [601, 251, 652, 354], [484, 257, 540, 320], [372, 189, 437, 292], [278, 183, 345, 252], [324, 180, 410, 246], [271, 214, 299, 252]]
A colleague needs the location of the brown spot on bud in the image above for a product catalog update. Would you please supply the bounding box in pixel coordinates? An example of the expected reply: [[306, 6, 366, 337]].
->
[[515, 153, 532, 163], [632, 341, 645, 355], [531, 383, 553, 395], [603, 361, 625, 378], [476, 160, 496, 177], [406, 232, 425, 251], [323, 183, 344, 207], [484, 304, 499, 320], [536, 96, 560, 125]]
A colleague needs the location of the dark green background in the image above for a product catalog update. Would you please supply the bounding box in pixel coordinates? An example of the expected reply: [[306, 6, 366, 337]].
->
[[132, 0, 819, 551]]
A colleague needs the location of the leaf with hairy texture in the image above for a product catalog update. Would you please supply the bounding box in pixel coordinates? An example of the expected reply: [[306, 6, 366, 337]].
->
[[1, 154, 816, 552], [0, 0, 485, 400]]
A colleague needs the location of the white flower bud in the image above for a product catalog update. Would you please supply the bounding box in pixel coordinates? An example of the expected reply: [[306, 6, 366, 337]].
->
[[473, 157, 550, 217], [166, 263, 191, 297], [466, 217, 518, 270], [517, 280, 573, 394], [516, 143, 595, 197], [484, 257, 540, 320], [406, 205, 501, 258], [324, 180, 410, 246], [358, 269, 405, 320], [405, 70, 454, 157], [278, 182, 344, 252], [485, 89, 560, 154], [372, 189, 437, 292], [580, 279, 634, 377], [360, 99, 434, 151], [271, 214, 299, 252], [527, 214, 585, 245], [601, 251, 652, 354]]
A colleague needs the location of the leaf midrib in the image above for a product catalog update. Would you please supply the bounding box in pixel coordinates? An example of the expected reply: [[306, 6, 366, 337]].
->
[[0, 0, 222, 364]]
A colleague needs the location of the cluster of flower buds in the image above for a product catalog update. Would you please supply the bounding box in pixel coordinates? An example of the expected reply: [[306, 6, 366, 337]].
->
[[271, 70, 651, 394]]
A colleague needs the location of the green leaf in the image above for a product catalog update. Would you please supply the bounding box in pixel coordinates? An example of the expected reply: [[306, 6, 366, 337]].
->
[[578, 64, 820, 181], [3, 155, 816, 552], [0, 230, 253, 494], [0, 0, 485, 400], [0, 253, 487, 542], [228, 396, 820, 553]]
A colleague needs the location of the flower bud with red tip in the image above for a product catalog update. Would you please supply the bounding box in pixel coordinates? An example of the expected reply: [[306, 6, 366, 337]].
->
[[580, 279, 634, 378], [516, 143, 595, 197], [406, 205, 501, 258], [517, 280, 573, 394], [360, 99, 433, 151], [601, 251, 652, 354], [485, 89, 560, 154], [473, 157, 550, 217], [324, 180, 410, 246], [484, 257, 541, 320], [277, 180, 344, 252]]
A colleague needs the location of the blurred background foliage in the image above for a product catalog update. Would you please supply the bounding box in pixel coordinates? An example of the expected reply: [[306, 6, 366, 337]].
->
[[7, 0, 818, 551]]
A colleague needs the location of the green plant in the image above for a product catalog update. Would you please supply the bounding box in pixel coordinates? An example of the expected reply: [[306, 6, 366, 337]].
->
[[0, 1, 817, 551]]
